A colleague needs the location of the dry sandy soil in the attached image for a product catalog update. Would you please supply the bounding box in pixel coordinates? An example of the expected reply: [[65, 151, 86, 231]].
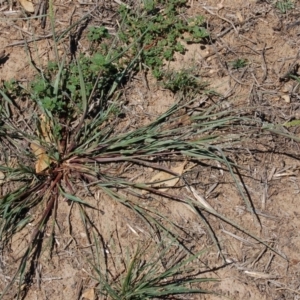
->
[[1, 0, 300, 299]]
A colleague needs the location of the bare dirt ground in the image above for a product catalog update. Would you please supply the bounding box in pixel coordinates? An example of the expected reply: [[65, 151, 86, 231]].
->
[[1, 0, 300, 299]]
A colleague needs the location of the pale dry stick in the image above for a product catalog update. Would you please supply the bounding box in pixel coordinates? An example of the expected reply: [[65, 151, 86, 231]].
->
[[35, 0, 48, 29], [264, 253, 275, 272], [236, 206, 278, 220], [238, 38, 272, 55], [249, 83, 263, 104], [0, 274, 64, 283], [260, 43, 268, 83], [237, 246, 267, 268], [12, 24, 33, 36], [216, 26, 233, 38], [75, 278, 83, 300], [78, 244, 94, 250], [209, 38, 249, 86], [6, 33, 54, 47], [259, 89, 280, 98], [188, 0, 194, 7], [275, 287, 300, 296], [127, 224, 139, 237], [267, 167, 277, 182], [139, 61, 150, 90], [0, 5, 8, 11], [65, 201, 77, 251], [273, 171, 298, 178], [259, 167, 270, 211], [201, 46, 225, 60], [250, 69, 262, 87], [200, 49, 237, 99], [77, 0, 94, 4], [216, 37, 252, 86], [184, 186, 227, 261], [292, 81, 300, 94], [221, 81, 238, 100], [39, 276, 63, 281], [261, 181, 268, 211], [216, 13, 267, 39], [134, 225, 151, 237], [279, 50, 300, 81], [216, 161, 224, 176], [113, 0, 130, 9], [273, 165, 299, 178], [0, 272, 11, 284], [229, 65, 250, 86], [220, 226, 257, 246], [238, 34, 258, 46], [187, 186, 215, 212], [248, 51, 272, 87], [0, 50, 6, 60], [244, 270, 280, 279], [35, 262, 42, 290], [205, 182, 218, 198], [202, 6, 238, 35], [0, 9, 20, 16], [277, 56, 299, 62], [249, 246, 267, 268], [63, 238, 73, 251]]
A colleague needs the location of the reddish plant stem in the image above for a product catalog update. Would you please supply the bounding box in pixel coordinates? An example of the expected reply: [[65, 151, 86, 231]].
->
[[28, 172, 63, 245]]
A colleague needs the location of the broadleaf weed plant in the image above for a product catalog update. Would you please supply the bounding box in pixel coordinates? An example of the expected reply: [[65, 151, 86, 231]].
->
[[274, 0, 295, 13], [88, 0, 209, 80]]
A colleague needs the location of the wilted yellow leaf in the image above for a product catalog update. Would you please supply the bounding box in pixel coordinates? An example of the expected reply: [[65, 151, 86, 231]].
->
[[236, 11, 244, 23], [0, 170, 5, 184], [30, 115, 54, 174], [82, 288, 95, 300], [30, 141, 52, 174], [30, 140, 44, 157], [40, 114, 52, 143], [146, 162, 187, 192], [36, 153, 52, 174], [19, 0, 35, 12]]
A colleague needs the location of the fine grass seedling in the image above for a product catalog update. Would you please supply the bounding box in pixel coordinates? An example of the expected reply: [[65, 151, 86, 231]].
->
[[92, 238, 216, 299], [230, 58, 248, 69]]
